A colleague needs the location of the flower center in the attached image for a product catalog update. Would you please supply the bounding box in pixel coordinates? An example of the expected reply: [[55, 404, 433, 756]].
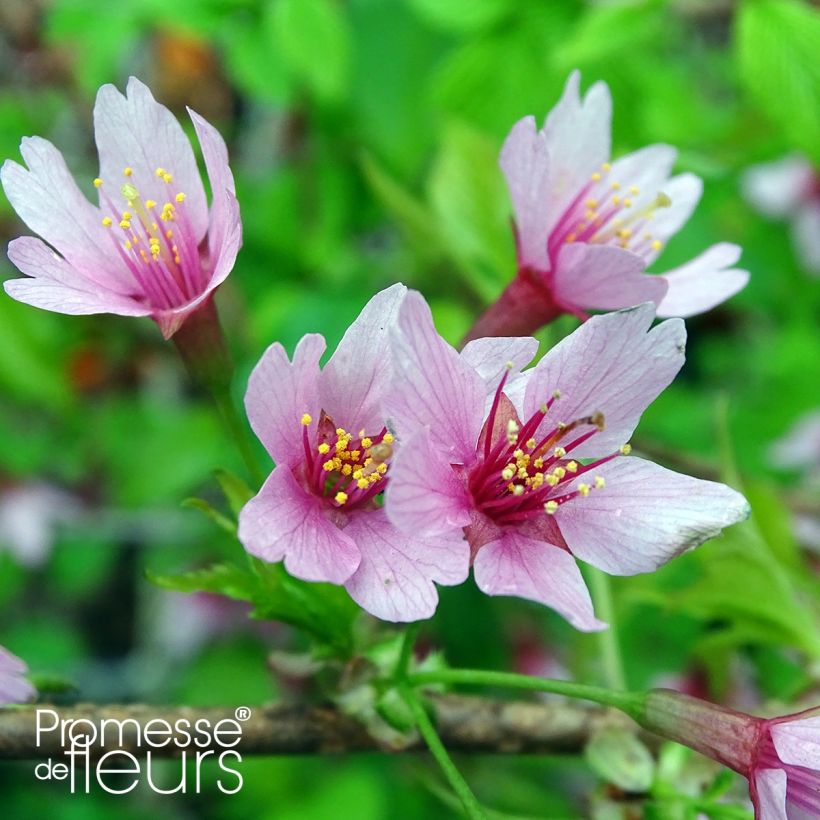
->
[[468, 370, 629, 526], [299, 413, 393, 509], [95, 166, 200, 308], [549, 162, 672, 260]]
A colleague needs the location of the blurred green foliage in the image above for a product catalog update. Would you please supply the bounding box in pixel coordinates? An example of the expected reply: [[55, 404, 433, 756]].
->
[[1, 0, 819, 817]]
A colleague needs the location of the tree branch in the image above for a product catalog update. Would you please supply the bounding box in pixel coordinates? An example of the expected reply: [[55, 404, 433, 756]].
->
[[0, 694, 623, 760]]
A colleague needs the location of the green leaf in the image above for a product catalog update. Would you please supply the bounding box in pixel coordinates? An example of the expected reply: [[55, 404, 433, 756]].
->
[[586, 727, 656, 793], [271, 0, 351, 104], [736, 0, 820, 163], [147, 561, 360, 655], [213, 468, 255, 516], [406, 0, 513, 33], [181, 497, 237, 534]]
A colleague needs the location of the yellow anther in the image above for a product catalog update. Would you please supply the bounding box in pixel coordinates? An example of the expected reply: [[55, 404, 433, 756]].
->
[[123, 167, 133, 177], [163, 173, 173, 183], [119, 220, 131, 229], [544, 500, 559, 515], [334, 492, 348, 505], [594, 475, 606, 489], [102, 216, 113, 227], [317, 443, 330, 454], [557, 421, 567, 430], [602, 163, 611, 172], [566, 461, 578, 473], [656, 191, 672, 208], [552, 389, 562, 399], [155, 167, 165, 177], [578, 483, 590, 497], [546, 474, 559, 487], [531, 473, 544, 489], [377, 462, 388, 474], [513, 449, 524, 459], [122, 211, 132, 220], [121, 182, 139, 202], [357, 478, 369, 489], [348, 450, 360, 461], [506, 419, 519, 444], [591, 172, 602, 181], [124, 240, 132, 250], [612, 195, 622, 206], [565, 233, 576, 243], [174, 255, 180, 264], [145, 199, 156, 209], [585, 198, 598, 209], [511, 485, 524, 497], [533, 457, 544, 469], [383, 433, 394, 444], [360, 437, 373, 449], [93, 178, 103, 188], [165, 229, 173, 239], [501, 466, 515, 481], [341, 464, 352, 476], [629, 185, 639, 195], [175, 192, 186, 202], [517, 467, 528, 480], [651, 240, 663, 251], [611, 181, 621, 190], [591, 411, 606, 431], [352, 469, 363, 480], [620, 443, 632, 455], [525, 438, 536, 449], [335, 428, 346, 436], [300, 413, 312, 426], [623, 198, 633, 208], [322, 460, 335, 472], [618, 229, 633, 239], [554, 447, 566, 458], [553, 466, 566, 479]]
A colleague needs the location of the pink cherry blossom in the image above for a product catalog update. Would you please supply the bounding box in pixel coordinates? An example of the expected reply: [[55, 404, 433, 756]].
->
[[238, 284, 469, 623], [385, 292, 749, 629], [643, 690, 820, 820], [742, 154, 820, 276], [466, 71, 749, 341], [0, 645, 35, 705], [1, 77, 241, 339]]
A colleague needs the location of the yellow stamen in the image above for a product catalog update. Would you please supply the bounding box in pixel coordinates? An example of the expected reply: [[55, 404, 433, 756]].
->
[[334, 492, 348, 505], [123, 167, 133, 177], [93, 178, 103, 188], [544, 500, 559, 515], [620, 443, 632, 455], [578, 483, 590, 497], [175, 192, 186, 202], [102, 216, 112, 227], [300, 413, 312, 426]]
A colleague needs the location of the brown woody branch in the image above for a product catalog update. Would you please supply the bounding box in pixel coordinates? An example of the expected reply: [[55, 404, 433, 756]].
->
[[0, 694, 622, 760]]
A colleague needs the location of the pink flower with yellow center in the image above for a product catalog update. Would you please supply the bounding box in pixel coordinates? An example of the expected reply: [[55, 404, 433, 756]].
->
[[238, 285, 469, 622], [386, 292, 749, 628], [1, 77, 241, 339], [642, 690, 820, 819], [466, 71, 749, 341], [0, 645, 35, 705]]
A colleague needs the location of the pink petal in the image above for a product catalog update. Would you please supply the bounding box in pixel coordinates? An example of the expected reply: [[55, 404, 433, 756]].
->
[[555, 457, 750, 575], [93, 77, 208, 240], [238, 466, 360, 585], [656, 243, 749, 318], [793, 203, 820, 275], [244, 334, 326, 467], [752, 769, 789, 820], [1, 140, 126, 288], [608, 144, 677, 206], [742, 155, 814, 218], [771, 716, 820, 770], [188, 108, 242, 277], [5, 237, 150, 317], [552, 243, 667, 312], [473, 530, 605, 631], [0, 645, 35, 705], [321, 284, 407, 434], [499, 116, 552, 271], [523, 304, 685, 459], [388, 290, 486, 464], [385, 427, 473, 538], [460, 335, 539, 391], [542, 71, 612, 235], [642, 173, 703, 263], [344, 509, 469, 622]]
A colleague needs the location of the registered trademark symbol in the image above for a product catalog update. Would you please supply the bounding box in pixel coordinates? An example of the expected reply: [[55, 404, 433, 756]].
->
[[235, 706, 251, 721]]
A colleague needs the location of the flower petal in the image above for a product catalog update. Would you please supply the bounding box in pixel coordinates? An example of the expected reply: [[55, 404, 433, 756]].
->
[[460, 335, 539, 391], [0, 646, 35, 705], [473, 530, 605, 631], [344, 509, 469, 622], [752, 769, 789, 820], [238, 466, 360, 585], [5, 237, 150, 317], [188, 108, 242, 277], [321, 284, 407, 433], [542, 71, 612, 234], [656, 243, 749, 318], [1, 140, 127, 288], [93, 77, 208, 240], [388, 290, 486, 464], [499, 116, 552, 271], [642, 173, 703, 264], [385, 427, 473, 538], [771, 715, 820, 770], [608, 144, 677, 206], [792, 203, 820, 275], [245, 334, 326, 467], [742, 155, 814, 219], [523, 304, 685, 459], [555, 457, 750, 575], [552, 243, 667, 312]]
